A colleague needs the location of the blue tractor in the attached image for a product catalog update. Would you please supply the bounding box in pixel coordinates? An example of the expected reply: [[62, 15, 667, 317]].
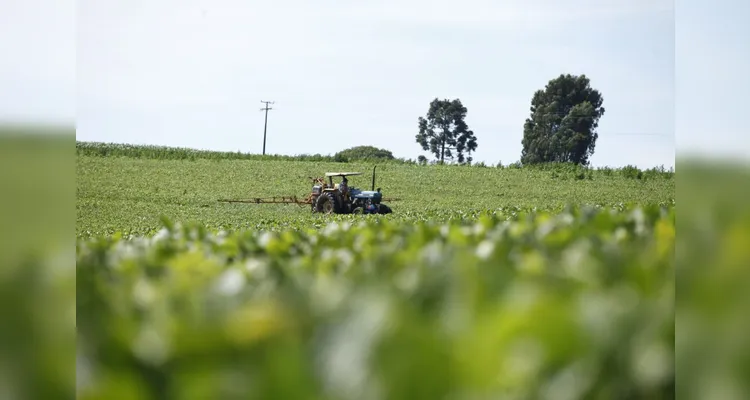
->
[[311, 166, 393, 214]]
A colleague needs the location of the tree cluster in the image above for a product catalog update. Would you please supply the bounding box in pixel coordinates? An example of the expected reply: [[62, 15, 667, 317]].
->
[[413, 73, 605, 166]]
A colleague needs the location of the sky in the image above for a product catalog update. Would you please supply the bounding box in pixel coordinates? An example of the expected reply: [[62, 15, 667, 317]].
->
[[1, 0, 748, 169]]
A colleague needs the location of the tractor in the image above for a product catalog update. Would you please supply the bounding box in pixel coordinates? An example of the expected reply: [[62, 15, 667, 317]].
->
[[216, 165, 399, 214], [311, 166, 393, 214]]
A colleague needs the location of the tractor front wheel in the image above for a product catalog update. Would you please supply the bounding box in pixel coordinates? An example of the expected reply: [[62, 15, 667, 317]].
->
[[315, 192, 336, 214], [377, 204, 392, 214]]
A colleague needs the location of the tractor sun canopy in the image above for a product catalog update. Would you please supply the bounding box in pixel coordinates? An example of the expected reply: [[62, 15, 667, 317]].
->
[[324, 172, 363, 177]]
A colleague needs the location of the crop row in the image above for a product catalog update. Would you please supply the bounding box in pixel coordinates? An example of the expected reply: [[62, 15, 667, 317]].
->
[[77, 204, 675, 399]]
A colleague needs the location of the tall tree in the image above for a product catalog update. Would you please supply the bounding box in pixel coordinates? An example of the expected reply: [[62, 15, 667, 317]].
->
[[416, 98, 478, 164], [521, 74, 605, 165]]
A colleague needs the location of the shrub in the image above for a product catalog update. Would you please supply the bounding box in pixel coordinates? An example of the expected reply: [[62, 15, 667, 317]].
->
[[334, 145, 395, 161]]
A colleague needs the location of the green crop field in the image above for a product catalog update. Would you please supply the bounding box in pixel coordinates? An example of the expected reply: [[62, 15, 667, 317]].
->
[[74, 143, 678, 399], [76, 144, 674, 238]]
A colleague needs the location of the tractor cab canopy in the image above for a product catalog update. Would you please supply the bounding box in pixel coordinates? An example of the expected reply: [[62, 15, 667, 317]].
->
[[324, 172, 362, 188], [324, 172, 363, 177]]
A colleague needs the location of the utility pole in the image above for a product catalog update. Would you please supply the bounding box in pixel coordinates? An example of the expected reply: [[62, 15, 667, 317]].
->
[[260, 100, 274, 155]]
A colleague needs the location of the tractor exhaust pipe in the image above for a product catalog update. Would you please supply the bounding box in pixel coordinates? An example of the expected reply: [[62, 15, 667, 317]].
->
[[371, 165, 377, 191]]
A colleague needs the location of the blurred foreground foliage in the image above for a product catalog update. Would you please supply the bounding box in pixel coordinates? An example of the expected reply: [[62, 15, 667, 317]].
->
[[77, 205, 675, 399], [0, 127, 75, 399], [676, 158, 750, 400], [4, 124, 747, 400]]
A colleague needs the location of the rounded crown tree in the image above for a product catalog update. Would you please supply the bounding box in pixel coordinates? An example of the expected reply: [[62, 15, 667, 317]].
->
[[521, 74, 605, 166]]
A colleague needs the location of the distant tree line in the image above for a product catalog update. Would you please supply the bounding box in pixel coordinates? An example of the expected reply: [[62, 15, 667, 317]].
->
[[77, 141, 672, 180], [76, 142, 416, 165]]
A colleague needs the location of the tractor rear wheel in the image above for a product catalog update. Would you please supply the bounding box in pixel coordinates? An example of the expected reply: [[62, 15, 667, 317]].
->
[[315, 192, 337, 214]]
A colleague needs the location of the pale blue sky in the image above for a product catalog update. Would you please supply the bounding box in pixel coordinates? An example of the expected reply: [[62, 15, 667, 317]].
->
[[676, 0, 749, 164], [2, 0, 748, 168]]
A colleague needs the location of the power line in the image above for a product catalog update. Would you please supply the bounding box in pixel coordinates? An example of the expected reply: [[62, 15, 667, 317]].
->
[[605, 132, 672, 137], [260, 100, 274, 155], [521, 112, 672, 137]]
